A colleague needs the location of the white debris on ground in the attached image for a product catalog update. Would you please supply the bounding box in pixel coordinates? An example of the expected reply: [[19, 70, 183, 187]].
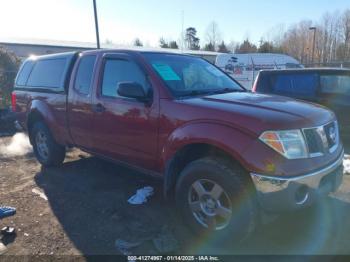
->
[[344, 155, 350, 175], [32, 188, 48, 201], [0, 133, 32, 157], [128, 186, 154, 205]]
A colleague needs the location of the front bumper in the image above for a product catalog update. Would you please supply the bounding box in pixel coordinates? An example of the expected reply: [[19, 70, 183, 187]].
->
[[250, 150, 344, 212]]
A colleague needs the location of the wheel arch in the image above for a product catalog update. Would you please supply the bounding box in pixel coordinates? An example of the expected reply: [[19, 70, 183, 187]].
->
[[27, 110, 45, 144], [162, 121, 256, 199], [26, 100, 65, 145], [163, 138, 254, 200]]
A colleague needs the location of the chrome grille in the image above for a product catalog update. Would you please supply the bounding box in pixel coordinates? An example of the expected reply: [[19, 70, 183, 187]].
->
[[302, 121, 339, 157], [324, 122, 338, 151], [303, 128, 324, 154]]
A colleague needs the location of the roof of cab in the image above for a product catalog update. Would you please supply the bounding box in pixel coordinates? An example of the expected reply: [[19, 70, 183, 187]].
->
[[26, 48, 199, 62], [79, 48, 199, 56], [25, 51, 78, 62], [259, 67, 350, 74]]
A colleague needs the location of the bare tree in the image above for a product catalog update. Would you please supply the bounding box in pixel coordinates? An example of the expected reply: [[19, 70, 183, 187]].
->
[[227, 40, 239, 53], [205, 21, 222, 51], [229, 9, 350, 64], [280, 20, 313, 64], [264, 24, 286, 47], [312, 11, 344, 63], [337, 10, 350, 60], [344, 10, 350, 54]]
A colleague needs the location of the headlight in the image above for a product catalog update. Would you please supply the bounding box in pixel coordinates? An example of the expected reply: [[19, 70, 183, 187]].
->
[[259, 130, 308, 159]]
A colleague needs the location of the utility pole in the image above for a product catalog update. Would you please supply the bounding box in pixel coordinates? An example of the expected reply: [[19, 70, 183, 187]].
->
[[93, 0, 100, 49], [181, 10, 184, 53], [309, 27, 316, 64]]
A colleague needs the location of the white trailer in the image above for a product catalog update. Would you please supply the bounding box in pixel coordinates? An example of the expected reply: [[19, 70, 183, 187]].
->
[[215, 53, 302, 89]]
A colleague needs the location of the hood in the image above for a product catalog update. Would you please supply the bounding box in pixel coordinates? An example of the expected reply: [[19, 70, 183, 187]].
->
[[181, 92, 335, 135]]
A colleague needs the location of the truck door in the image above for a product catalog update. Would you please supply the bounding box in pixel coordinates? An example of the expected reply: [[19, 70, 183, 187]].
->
[[91, 53, 159, 170], [67, 54, 97, 149]]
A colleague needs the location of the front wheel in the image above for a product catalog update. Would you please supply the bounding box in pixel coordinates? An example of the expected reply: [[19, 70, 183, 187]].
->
[[175, 157, 257, 242], [30, 122, 66, 167]]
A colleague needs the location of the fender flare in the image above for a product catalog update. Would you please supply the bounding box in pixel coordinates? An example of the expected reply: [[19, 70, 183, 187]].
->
[[26, 100, 63, 144], [161, 121, 255, 197]]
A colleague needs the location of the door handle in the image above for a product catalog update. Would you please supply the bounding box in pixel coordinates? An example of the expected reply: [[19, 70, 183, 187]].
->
[[92, 103, 106, 113]]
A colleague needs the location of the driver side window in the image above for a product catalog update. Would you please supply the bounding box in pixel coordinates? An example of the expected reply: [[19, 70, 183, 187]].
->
[[101, 59, 148, 98]]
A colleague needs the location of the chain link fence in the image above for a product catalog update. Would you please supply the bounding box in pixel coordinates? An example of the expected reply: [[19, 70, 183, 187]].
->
[[304, 61, 350, 69]]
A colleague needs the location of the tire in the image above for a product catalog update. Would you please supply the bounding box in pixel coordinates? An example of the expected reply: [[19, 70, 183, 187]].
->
[[175, 157, 257, 242], [30, 122, 66, 167]]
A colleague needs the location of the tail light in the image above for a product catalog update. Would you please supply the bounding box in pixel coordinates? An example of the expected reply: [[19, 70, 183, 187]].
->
[[11, 92, 17, 112], [251, 79, 257, 92], [251, 72, 260, 92]]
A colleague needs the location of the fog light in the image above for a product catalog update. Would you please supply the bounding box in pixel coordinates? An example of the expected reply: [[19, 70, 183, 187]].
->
[[295, 185, 309, 205]]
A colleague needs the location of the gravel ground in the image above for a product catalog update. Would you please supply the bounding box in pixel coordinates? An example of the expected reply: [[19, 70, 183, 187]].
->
[[0, 129, 350, 258]]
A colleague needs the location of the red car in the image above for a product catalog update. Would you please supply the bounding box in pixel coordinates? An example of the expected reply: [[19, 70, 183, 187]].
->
[[12, 50, 344, 241]]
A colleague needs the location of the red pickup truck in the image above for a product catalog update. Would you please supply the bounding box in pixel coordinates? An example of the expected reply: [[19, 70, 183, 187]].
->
[[13, 50, 344, 241]]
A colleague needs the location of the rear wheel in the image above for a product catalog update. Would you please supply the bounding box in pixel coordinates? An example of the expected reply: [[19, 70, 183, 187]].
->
[[30, 122, 66, 167], [175, 157, 257, 241]]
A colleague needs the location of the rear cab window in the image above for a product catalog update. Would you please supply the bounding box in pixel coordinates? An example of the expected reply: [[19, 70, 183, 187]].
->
[[320, 74, 350, 96], [15, 52, 77, 92], [15, 60, 35, 86], [27, 58, 68, 88], [74, 55, 96, 95], [259, 72, 318, 98]]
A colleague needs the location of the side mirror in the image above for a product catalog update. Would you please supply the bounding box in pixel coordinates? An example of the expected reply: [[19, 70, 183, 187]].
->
[[117, 82, 149, 102]]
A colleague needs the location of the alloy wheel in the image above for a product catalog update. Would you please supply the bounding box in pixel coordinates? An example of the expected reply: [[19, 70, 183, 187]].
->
[[188, 179, 233, 230]]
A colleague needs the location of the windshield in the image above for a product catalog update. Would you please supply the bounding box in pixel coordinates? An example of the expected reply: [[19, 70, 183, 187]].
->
[[143, 53, 244, 97]]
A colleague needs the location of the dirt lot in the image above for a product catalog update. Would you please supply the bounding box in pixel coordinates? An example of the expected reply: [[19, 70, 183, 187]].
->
[[0, 126, 350, 257]]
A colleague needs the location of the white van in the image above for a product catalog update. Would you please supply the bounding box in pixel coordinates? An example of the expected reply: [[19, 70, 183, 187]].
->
[[215, 53, 302, 89]]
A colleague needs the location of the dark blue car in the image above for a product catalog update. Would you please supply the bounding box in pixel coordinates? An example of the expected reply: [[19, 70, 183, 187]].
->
[[253, 68, 350, 142]]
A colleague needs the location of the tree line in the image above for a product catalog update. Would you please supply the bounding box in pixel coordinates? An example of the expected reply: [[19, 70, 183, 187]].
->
[[263, 9, 350, 64], [130, 21, 236, 53], [130, 9, 350, 64]]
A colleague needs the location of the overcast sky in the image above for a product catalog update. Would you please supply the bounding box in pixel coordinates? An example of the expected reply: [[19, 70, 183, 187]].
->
[[0, 0, 349, 47]]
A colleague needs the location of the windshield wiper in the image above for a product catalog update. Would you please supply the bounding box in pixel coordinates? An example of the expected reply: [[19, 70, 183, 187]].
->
[[208, 88, 245, 95], [179, 90, 211, 98], [177, 88, 245, 99]]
